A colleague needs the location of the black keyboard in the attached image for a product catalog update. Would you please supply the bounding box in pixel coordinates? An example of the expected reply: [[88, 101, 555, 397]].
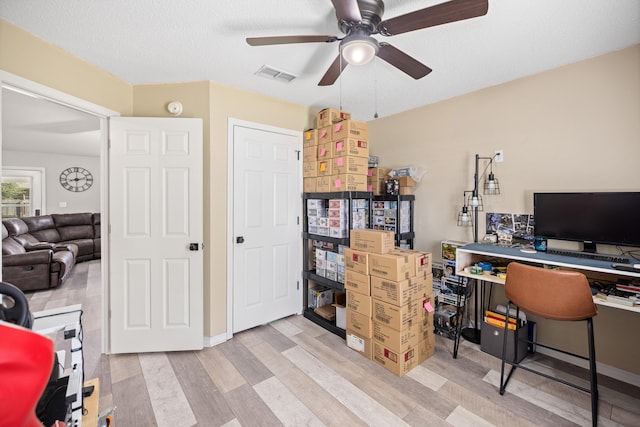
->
[[546, 249, 630, 264]]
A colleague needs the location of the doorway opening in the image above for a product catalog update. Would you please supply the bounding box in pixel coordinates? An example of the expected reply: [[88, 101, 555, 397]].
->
[[0, 71, 117, 352]]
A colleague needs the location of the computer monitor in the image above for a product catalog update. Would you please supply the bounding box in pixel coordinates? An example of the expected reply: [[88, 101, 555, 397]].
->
[[533, 191, 640, 252]]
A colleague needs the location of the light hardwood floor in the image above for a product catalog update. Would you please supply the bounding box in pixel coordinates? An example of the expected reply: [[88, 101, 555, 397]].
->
[[27, 260, 640, 427]]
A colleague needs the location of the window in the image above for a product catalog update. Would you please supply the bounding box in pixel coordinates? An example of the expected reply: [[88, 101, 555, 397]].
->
[[1, 168, 44, 218]]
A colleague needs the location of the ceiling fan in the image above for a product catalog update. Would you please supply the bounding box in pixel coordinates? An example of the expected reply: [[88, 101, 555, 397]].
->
[[246, 0, 489, 86]]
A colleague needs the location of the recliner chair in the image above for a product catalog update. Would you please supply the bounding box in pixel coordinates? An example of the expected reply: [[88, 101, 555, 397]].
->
[[2, 223, 76, 292]]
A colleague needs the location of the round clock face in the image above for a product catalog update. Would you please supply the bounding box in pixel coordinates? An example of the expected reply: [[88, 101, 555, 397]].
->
[[60, 167, 94, 192]]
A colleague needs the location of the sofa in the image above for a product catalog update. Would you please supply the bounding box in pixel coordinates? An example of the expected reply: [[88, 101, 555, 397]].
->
[[1, 213, 101, 292]]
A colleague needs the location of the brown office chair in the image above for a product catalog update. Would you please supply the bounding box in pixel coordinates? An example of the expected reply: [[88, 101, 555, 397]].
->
[[498, 262, 599, 426]]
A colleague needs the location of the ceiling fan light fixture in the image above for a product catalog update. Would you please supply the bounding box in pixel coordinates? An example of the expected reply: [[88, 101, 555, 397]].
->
[[340, 34, 378, 66]]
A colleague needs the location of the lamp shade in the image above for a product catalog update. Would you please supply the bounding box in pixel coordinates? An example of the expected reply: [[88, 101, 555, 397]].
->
[[340, 34, 378, 65], [457, 206, 473, 227], [484, 172, 500, 195]]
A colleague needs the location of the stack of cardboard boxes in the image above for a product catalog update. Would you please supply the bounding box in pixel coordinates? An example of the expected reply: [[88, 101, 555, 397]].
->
[[303, 108, 370, 192], [343, 229, 435, 376], [367, 167, 390, 195]]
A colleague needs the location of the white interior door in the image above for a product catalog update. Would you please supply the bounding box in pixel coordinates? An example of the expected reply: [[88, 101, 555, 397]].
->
[[231, 120, 302, 333], [109, 117, 203, 353]]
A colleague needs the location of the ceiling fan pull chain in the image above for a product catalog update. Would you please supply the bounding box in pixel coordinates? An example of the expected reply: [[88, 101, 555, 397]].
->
[[374, 60, 379, 119], [339, 54, 343, 110]]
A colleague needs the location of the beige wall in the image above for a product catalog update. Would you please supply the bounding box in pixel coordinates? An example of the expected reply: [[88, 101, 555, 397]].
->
[[367, 44, 640, 374], [0, 19, 132, 114], [3, 16, 639, 374]]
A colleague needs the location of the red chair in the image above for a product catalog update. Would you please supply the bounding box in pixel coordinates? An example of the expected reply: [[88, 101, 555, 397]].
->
[[0, 323, 55, 427]]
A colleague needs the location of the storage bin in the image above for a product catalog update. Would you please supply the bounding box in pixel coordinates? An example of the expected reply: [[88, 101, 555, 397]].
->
[[480, 321, 528, 363]]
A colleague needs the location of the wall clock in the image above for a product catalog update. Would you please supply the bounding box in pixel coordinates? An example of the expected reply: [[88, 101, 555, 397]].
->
[[59, 167, 94, 192]]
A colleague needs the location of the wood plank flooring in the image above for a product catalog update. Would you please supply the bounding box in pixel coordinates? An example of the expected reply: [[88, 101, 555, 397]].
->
[[26, 260, 640, 427]]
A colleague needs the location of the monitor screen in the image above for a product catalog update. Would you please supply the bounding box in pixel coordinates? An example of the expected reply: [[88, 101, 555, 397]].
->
[[533, 192, 640, 250]]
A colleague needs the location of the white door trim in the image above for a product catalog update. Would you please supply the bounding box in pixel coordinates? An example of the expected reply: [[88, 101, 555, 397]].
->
[[226, 118, 302, 339], [0, 70, 119, 353]]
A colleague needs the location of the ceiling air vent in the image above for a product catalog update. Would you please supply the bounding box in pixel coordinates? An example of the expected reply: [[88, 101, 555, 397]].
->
[[255, 65, 296, 83]]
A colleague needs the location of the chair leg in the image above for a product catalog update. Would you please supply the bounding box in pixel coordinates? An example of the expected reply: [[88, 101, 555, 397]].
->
[[499, 301, 515, 395], [587, 318, 598, 427]]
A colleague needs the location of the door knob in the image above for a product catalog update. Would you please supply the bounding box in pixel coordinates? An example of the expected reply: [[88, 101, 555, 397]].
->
[[189, 243, 199, 251], [236, 236, 245, 244]]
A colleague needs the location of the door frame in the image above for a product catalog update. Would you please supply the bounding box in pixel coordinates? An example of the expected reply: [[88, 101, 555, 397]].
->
[[0, 70, 119, 352], [226, 118, 303, 340]]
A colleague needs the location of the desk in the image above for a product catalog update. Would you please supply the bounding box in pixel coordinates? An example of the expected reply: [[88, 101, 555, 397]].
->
[[452, 243, 640, 377], [32, 304, 84, 427], [455, 243, 640, 313]]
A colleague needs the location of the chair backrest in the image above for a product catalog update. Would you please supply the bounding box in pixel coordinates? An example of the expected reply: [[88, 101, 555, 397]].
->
[[505, 262, 597, 321]]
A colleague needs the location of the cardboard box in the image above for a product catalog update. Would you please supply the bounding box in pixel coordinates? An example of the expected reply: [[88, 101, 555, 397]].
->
[[303, 177, 317, 192], [332, 138, 370, 158], [303, 146, 318, 162], [346, 309, 373, 338], [346, 290, 372, 317], [373, 321, 420, 353], [330, 174, 368, 192], [368, 167, 390, 180], [303, 129, 318, 147], [370, 275, 429, 307], [372, 298, 421, 331], [417, 334, 436, 364], [350, 229, 394, 254], [317, 159, 332, 176], [369, 252, 413, 281], [317, 142, 332, 160], [314, 304, 336, 321], [303, 161, 318, 178], [343, 248, 369, 275], [344, 270, 371, 296], [331, 120, 369, 142], [372, 340, 418, 377], [395, 176, 417, 187], [315, 175, 332, 192], [399, 187, 413, 195], [332, 155, 369, 175], [317, 125, 332, 145], [414, 251, 433, 275], [368, 180, 386, 196], [413, 273, 434, 301], [317, 108, 351, 128], [346, 329, 372, 359], [415, 310, 435, 342]]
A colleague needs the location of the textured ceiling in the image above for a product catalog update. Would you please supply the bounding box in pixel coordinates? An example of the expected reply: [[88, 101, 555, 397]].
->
[[1, 0, 639, 124]]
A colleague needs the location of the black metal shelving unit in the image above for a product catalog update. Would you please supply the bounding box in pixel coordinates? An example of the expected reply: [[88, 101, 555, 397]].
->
[[302, 191, 416, 338], [302, 191, 372, 338], [371, 194, 415, 248]]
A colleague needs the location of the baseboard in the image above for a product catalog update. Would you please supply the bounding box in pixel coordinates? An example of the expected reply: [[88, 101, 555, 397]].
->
[[203, 332, 228, 348], [536, 347, 640, 386]]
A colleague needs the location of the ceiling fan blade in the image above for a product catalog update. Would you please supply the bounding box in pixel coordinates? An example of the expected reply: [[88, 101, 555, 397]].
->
[[331, 0, 363, 23], [379, 0, 488, 36], [318, 55, 348, 86], [246, 35, 337, 46], [376, 43, 432, 80]]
